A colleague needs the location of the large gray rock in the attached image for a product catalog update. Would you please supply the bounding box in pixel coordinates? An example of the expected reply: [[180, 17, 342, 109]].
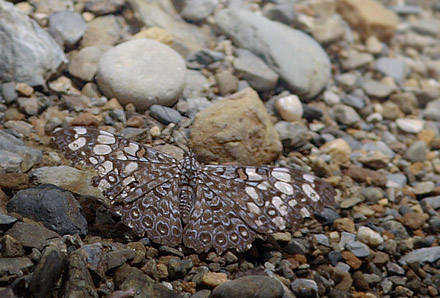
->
[[97, 39, 187, 111], [216, 8, 330, 99], [0, 0, 66, 86]]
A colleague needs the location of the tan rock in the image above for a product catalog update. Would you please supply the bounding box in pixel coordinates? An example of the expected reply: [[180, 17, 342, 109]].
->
[[334, 218, 356, 233], [337, 0, 398, 42], [15, 82, 34, 97], [201, 272, 229, 287], [320, 138, 351, 163], [189, 88, 282, 165], [132, 27, 173, 45]]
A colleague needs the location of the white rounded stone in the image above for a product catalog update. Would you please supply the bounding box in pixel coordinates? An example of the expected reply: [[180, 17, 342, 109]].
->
[[275, 95, 303, 122], [96, 39, 186, 111]]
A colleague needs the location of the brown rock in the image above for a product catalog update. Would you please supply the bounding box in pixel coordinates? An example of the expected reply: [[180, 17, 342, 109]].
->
[[342, 251, 362, 269], [344, 166, 387, 186], [382, 102, 404, 120], [132, 27, 173, 45], [201, 272, 229, 287], [6, 221, 60, 251], [334, 218, 356, 233], [189, 88, 282, 165], [127, 242, 146, 264], [0, 235, 24, 257], [389, 92, 418, 115], [417, 130, 436, 145], [70, 112, 101, 126], [402, 212, 426, 230], [320, 138, 352, 163], [371, 251, 389, 266], [0, 173, 29, 190], [215, 69, 239, 95], [337, 0, 398, 42], [15, 82, 34, 97], [352, 271, 369, 291]]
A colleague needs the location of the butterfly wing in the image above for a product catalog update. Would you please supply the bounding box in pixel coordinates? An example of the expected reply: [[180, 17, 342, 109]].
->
[[199, 165, 335, 236], [52, 127, 183, 246], [182, 182, 258, 254]]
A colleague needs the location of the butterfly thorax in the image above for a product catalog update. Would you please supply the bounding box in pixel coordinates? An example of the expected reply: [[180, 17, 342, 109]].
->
[[178, 151, 200, 225]]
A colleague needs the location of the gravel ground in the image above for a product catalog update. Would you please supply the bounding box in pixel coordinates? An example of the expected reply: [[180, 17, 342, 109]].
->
[[1, 0, 440, 297]]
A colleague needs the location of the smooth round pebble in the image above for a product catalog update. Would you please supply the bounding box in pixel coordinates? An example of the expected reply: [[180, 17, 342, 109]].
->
[[357, 226, 384, 246], [275, 94, 303, 121], [396, 118, 424, 133], [96, 39, 186, 111]]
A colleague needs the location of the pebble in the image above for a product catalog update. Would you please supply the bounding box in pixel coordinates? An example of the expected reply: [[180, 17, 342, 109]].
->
[[183, 70, 210, 99], [6, 221, 61, 251], [341, 50, 374, 70], [0, 130, 42, 172], [399, 247, 440, 265], [181, 0, 218, 22], [375, 57, 407, 83], [275, 95, 303, 122], [362, 80, 395, 98], [290, 279, 318, 297], [215, 69, 239, 95], [0, 235, 25, 257], [48, 10, 87, 48], [149, 105, 182, 124], [421, 195, 440, 209], [211, 275, 284, 298], [97, 39, 186, 111], [401, 212, 426, 230], [346, 241, 370, 258], [233, 48, 279, 92], [404, 140, 427, 162], [396, 118, 424, 134], [201, 272, 228, 287], [68, 46, 109, 82], [320, 138, 351, 163], [216, 8, 330, 99], [357, 227, 384, 246], [423, 99, 440, 121], [332, 104, 361, 126]]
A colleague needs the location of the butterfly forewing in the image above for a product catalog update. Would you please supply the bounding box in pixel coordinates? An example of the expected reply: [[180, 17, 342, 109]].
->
[[53, 127, 336, 254]]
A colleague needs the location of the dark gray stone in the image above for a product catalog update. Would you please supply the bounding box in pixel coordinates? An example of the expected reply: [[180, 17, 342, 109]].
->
[[0, 212, 17, 226], [6, 221, 60, 251], [150, 105, 182, 124], [346, 241, 370, 258], [1, 82, 18, 104], [7, 184, 88, 236], [29, 246, 66, 298], [64, 249, 98, 298], [212, 275, 284, 298], [0, 257, 33, 283], [233, 48, 279, 92], [106, 248, 136, 270], [404, 140, 427, 162], [186, 49, 225, 69], [399, 247, 440, 265], [290, 278, 318, 298], [168, 258, 193, 279]]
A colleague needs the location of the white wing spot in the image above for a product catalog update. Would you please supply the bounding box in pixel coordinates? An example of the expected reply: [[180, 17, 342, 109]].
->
[[68, 137, 86, 151], [73, 127, 87, 135], [241, 230, 248, 237], [272, 170, 291, 182], [274, 181, 294, 195], [124, 143, 139, 156], [123, 176, 136, 186], [288, 199, 297, 207], [97, 134, 116, 144], [302, 183, 320, 202], [98, 160, 113, 175], [272, 196, 288, 216], [273, 216, 286, 229], [303, 173, 316, 183], [245, 186, 259, 200], [99, 130, 114, 136], [93, 144, 112, 155], [247, 202, 261, 215], [123, 162, 139, 175], [301, 207, 311, 217], [245, 168, 263, 181], [89, 157, 98, 165], [257, 181, 270, 190], [98, 179, 110, 191]]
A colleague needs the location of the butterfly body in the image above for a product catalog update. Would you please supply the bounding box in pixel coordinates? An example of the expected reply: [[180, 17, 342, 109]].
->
[[53, 127, 335, 254]]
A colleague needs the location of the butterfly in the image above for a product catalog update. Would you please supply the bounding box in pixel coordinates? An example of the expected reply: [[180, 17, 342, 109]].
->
[[53, 127, 335, 254]]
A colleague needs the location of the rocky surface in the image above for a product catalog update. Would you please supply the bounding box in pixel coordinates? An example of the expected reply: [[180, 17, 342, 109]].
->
[[0, 0, 439, 297]]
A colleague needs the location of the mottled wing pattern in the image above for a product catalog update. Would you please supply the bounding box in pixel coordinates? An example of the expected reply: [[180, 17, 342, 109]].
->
[[52, 127, 183, 246], [200, 165, 335, 236], [183, 182, 258, 254]]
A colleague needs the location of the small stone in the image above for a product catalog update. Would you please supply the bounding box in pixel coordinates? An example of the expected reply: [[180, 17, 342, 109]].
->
[[290, 279, 318, 297], [320, 138, 351, 163], [404, 140, 427, 162], [402, 212, 426, 230], [375, 58, 407, 83], [396, 118, 424, 134], [399, 247, 440, 265], [342, 251, 362, 269], [424, 99, 440, 121], [6, 221, 60, 251], [106, 248, 136, 270], [362, 80, 395, 98], [48, 10, 87, 48], [149, 105, 182, 124], [332, 104, 361, 126], [344, 166, 386, 186], [334, 218, 356, 233], [215, 70, 239, 95], [15, 82, 34, 97], [81, 15, 121, 47], [275, 94, 303, 122], [386, 173, 407, 188], [414, 181, 435, 196], [69, 46, 109, 82], [168, 258, 193, 279], [0, 235, 25, 257], [346, 241, 370, 258], [357, 227, 384, 246], [0, 257, 33, 282], [201, 272, 229, 287], [181, 0, 218, 22], [341, 50, 374, 70], [211, 275, 283, 298], [337, 0, 398, 41], [365, 35, 383, 54]]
